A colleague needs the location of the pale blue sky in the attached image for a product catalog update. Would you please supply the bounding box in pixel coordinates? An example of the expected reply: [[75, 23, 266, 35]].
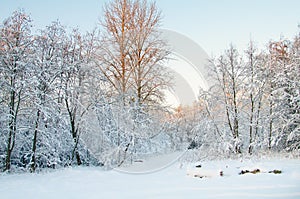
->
[[1, 0, 300, 54]]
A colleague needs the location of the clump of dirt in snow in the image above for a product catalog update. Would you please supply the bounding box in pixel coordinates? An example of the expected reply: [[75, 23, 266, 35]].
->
[[268, 169, 282, 174], [239, 169, 282, 175], [239, 169, 261, 175]]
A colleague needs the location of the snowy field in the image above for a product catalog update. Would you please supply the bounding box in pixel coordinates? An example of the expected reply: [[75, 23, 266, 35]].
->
[[1, 155, 300, 199]]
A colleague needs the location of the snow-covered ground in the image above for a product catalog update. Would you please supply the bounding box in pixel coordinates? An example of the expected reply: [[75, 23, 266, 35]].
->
[[1, 155, 300, 199]]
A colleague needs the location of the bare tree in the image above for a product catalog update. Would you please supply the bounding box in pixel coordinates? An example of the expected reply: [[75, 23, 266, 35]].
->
[[0, 11, 33, 171], [94, 0, 170, 166], [244, 41, 268, 154], [97, 0, 170, 106], [29, 21, 66, 172], [266, 40, 289, 149], [61, 29, 100, 165], [267, 37, 300, 150], [209, 45, 245, 153], [98, 0, 135, 99], [128, 0, 170, 105]]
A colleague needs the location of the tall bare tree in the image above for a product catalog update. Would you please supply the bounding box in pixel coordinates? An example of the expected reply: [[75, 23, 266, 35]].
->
[[29, 21, 66, 172], [209, 45, 245, 153], [98, 0, 170, 106], [244, 41, 271, 154], [128, 0, 170, 105], [268, 38, 300, 150], [61, 29, 100, 166], [0, 11, 33, 171], [267, 40, 289, 149]]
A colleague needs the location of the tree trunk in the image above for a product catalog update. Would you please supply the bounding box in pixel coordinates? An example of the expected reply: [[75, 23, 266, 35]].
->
[[248, 112, 254, 154], [4, 80, 16, 172], [268, 100, 273, 150], [248, 92, 254, 154], [30, 109, 40, 172], [71, 133, 82, 166], [71, 128, 82, 165], [71, 113, 82, 165], [231, 55, 240, 154]]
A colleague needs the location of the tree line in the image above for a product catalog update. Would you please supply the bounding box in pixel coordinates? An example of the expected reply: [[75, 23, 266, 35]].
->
[[179, 34, 300, 158], [1, 0, 299, 172], [0, 0, 172, 172]]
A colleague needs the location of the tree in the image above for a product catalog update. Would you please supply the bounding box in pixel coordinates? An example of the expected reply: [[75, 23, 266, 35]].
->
[[209, 45, 245, 153], [244, 41, 267, 154], [128, 0, 170, 105], [28, 21, 67, 172], [97, 0, 170, 106], [286, 31, 300, 150], [268, 37, 300, 150], [0, 10, 33, 171], [93, 0, 171, 166], [60, 29, 100, 165]]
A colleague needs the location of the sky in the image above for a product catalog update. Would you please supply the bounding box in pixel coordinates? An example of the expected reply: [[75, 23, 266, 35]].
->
[[1, 0, 300, 55], [1, 0, 299, 106]]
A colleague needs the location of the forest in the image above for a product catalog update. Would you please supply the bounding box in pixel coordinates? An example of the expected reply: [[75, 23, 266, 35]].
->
[[0, 0, 299, 173]]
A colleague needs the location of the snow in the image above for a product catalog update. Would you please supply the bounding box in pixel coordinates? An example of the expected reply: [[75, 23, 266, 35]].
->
[[1, 155, 300, 199], [116, 151, 185, 174]]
